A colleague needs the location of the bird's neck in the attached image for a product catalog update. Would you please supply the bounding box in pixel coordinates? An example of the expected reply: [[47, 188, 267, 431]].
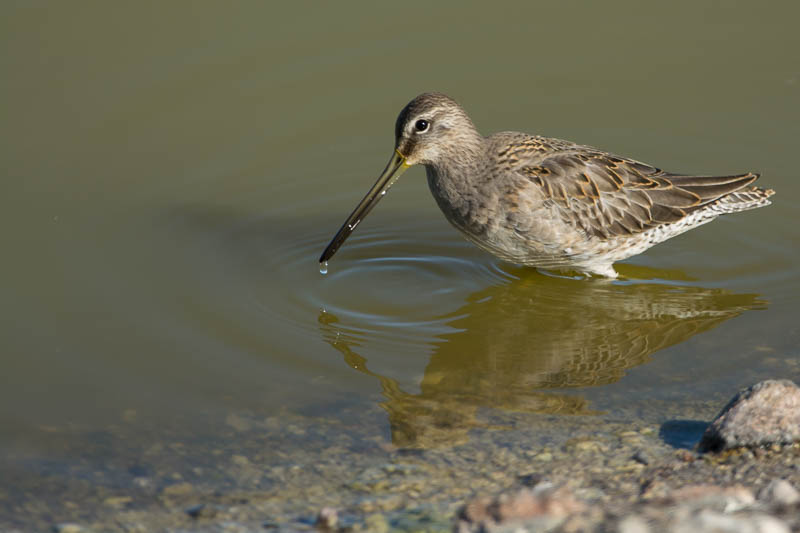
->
[[425, 135, 488, 231], [429, 132, 486, 188]]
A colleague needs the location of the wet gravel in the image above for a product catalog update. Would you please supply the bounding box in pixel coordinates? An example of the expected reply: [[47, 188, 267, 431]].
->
[[2, 385, 799, 532]]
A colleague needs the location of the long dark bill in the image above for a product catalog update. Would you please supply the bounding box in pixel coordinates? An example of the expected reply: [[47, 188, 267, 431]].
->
[[319, 150, 409, 264]]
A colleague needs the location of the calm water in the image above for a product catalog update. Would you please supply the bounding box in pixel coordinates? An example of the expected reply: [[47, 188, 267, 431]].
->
[[2, 1, 799, 523]]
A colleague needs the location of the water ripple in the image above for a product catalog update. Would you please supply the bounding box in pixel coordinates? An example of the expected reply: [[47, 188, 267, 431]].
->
[[255, 219, 516, 345]]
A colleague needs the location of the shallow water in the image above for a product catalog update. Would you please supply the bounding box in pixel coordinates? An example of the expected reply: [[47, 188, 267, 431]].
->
[[1, 1, 799, 527]]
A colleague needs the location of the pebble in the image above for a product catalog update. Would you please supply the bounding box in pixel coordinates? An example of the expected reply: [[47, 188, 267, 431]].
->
[[225, 413, 252, 432], [666, 484, 755, 512], [632, 450, 650, 465], [675, 449, 696, 462], [53, 524, 85, 533], [160, 482, 195, 500], [518, 473, 544, 487], [132, 476, 152, 489], [571, 439, 605, 453], [617, 515, 651, 533], [103, 496, 132, 507], [671, 509, 790, 533], [185, 503, 217, 519], [456, 484, 584, 532], [698, 380, 800, 453], [362, 513, 389, 533], [315, 506, 338, 529], [758, 479, 800, 506], [356, 494, 404, 513], [231, 454, 250, 466]]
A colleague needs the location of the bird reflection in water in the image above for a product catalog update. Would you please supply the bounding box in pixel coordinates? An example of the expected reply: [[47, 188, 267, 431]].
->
[[318, 266, 765, 448]]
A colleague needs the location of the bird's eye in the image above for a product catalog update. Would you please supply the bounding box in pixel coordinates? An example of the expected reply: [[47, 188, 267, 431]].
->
[[414, 119, 429, 132]]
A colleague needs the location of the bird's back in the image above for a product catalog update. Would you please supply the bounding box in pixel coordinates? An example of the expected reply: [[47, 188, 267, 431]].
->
[[475, 133, 775, 276]]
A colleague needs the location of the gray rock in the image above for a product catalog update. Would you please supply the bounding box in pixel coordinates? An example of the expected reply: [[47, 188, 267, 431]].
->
[[758, 479, 800, 506], [698, 380, 800, 453], [670, 509, 790, 533], [618, 515, 651, 533]]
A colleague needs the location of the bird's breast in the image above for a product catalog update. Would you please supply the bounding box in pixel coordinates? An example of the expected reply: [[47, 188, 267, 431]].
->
[[425, 165, 495, 238]]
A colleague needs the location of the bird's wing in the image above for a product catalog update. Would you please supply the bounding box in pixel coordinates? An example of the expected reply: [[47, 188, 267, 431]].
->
[[510, 145, 759, 239]]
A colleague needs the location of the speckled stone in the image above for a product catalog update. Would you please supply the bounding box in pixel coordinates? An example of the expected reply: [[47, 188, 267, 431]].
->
[[698, 380, 800, 453]]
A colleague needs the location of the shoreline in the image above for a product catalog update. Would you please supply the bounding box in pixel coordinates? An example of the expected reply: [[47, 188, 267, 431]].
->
[[4, 389, 799, 532]]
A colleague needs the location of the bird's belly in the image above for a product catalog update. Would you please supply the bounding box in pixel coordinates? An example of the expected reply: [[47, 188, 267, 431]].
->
[[470, 225, 582, 267], [443, 209, 583, 268]]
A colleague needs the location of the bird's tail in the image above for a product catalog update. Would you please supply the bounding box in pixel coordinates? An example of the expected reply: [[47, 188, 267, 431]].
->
[[710, 185, 775, 214]]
